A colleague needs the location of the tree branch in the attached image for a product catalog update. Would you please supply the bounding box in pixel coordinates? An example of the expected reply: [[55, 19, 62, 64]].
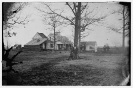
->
[[107, 26, 123, 34], [42, 3, 75, 25], [81, 3, 88, 14], [6, 14, 30, 29], [66, 2, 76, 16], [81, 31, 90, 39], [73, 2, 77, 13]]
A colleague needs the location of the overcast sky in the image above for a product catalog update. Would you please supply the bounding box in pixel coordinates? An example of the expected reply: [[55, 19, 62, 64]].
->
[[3, 2, 129, 47]]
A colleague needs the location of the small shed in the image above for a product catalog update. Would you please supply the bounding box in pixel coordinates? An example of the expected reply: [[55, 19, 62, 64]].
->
[[80, 41, 97, 52]]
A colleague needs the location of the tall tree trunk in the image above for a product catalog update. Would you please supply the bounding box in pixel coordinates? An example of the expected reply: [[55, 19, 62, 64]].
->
[[54, 25, 56, 51], [122, 6, 125, 48], [79, 25, 81, 52], [73, 2, 81, 59], [78, 3, 81, 53], [122, 27, 125, 48]]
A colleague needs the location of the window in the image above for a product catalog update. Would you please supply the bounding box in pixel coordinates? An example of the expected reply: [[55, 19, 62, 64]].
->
[[50, 44, 53, 48], [37, 39, 40, 42], [90, 46, 94, 49]]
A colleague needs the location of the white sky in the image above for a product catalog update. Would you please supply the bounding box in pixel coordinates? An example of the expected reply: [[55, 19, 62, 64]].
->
[[3, 2, 129, 47]]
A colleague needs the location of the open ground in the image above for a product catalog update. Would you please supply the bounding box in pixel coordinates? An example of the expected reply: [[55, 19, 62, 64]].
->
[[3, 49, 129, 86]]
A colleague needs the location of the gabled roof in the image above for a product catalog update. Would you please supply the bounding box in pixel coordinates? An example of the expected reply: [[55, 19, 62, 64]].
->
[[80, 41, 86, 45], [48, 33, 72, 44], [48, 32, 60, 37], [25, 39, 47, 45], [32, 32, 47, 40], [38, 33, 47, 38], [86, 41, 97, 46], [58, 36, 72, 44], [81, 41, 97, 46]]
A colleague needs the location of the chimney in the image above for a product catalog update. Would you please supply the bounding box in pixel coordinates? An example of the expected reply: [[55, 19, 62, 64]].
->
[[55, 32, 60, 36]]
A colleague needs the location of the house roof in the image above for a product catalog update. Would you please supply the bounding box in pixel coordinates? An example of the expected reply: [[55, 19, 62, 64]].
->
[[56, 36, 70, 44], [38, 33, 47, 38], [49, 32, 60, 36], [25, 32, 54, 45], [80, 42, 86, 45], [56, 41, 63, 44], [48, 33, 72, 44], [25, 39, 47, 45], [81, 41, 97, 46]]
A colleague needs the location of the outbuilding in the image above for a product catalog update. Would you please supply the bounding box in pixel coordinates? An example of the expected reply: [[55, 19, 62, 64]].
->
[[80, 41, 97, 52]]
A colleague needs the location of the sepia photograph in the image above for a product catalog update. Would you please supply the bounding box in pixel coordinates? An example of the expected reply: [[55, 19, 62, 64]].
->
[[2, 1, 130, 86]]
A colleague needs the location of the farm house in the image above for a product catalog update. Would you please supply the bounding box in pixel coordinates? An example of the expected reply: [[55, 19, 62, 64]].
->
[[24, 32, 54, 51], [48, 32, 72, 50], [24, 32, 72, 51], [80, 41, 97, 52]]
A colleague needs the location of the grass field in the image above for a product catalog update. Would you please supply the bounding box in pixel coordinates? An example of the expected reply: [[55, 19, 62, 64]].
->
[[3, 49, 129, 85]]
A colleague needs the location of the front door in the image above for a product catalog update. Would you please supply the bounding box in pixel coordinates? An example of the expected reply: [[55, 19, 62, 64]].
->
[[58, 44, 60, 50], [45, 43, 47, 49], [42, 43, 45, 49]]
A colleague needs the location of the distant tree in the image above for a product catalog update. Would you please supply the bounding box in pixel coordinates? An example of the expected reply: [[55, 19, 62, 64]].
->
[[107, 2, 130, 48], [36, 8, 65, 50], [47, 15, 63, 50]]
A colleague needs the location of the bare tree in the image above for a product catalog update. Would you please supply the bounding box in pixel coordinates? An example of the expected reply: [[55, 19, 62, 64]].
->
[[3, 2, 31, 49], [45, 14, 64, 50], [66, 3, 109, 53], [37, 2, 110, 59], [107, 3, 130, 48], [36, 5, 68, 51], [122, 4, 130, 48], [3, 2, 29, 29], [2, 2, 29, 74]]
